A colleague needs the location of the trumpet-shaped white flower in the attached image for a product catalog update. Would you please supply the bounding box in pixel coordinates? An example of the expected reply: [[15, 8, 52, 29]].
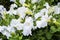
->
[[10, 4, 17, 9], [10, 19, 23, 30], [0, 5, 6, 19], [23, 17, 34, 36], [7, 10, 17, 15], [0, 5, 6, 13], [34, 8, 48, 19], [44, 2, 50, 9], [0, 26, 7, 32], [54, 3, 60, 14], [36, 20, 47, 28], [7, 4, 17, 15], [23, 26, 32, 36], [34, 12, 43, 19], [6, 26, 15, 33], [41, 14, 52, 21], [0, 26, 11, 39], [36, 14, 52, 28], [10, 19, 19, 27], [1, 30, 11, 39], [17, 7, 27, 19], [54, 6, 60, 14]]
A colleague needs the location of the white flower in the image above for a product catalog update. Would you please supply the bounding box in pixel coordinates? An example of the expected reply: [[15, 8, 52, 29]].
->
[[34, 12, 43, 19], [16, 24, 23, 30], [22, 26, 32, 36], [7, 10, 17, 15], [58, 2, 60, 7], [31, 0, 39, 4], [10, 19, 23, 30], [19, 0, 26, 5], [36, 14, 52, 28], [34, 8, 48, 19], [0, 38, 2, 40], [36, 20, 47, 28], [6, 26, 15, 33], [0, 26, 7, 32], [17, 7, 27, 19], [10, 4, 17, 9], [22, 17, 34, 36], [54, 3, 60, 14], [16, 18, 23, 30], [44, 2, 50, 9], [24, 17, 34, 28], [0, 26, 11, 39], [41, 14, 52, 21], [7, 4, 17, 15], [1, 30, 11, 39], [10, 0, 16, 2], [54, 6, 60, 14], [10, 19, 19, 27], [0, 5, 6, 19], [0, 5, 6, 13], [0, 26, 4, 32]]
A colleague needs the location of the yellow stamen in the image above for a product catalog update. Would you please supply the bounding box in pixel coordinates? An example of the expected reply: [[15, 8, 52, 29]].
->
[[25, 9, 33, 15], [23, 3, 30, 7]]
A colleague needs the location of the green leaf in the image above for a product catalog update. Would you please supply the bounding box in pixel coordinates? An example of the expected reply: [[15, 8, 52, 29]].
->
[[50, 26, 57, 33], [46, 32, 52, 39], [19, 35, 23, 40]]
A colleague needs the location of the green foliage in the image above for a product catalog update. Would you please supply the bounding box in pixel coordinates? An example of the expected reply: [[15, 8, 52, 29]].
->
[[0, 14, 15, 26], [9, 30, 23, 40]]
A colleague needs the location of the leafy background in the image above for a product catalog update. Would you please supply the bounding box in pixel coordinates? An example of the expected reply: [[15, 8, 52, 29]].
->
[[0, 0, 60, 40]]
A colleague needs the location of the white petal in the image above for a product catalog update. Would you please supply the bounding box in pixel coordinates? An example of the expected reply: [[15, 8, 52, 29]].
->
[[31, 0, 39, 4], [36, 20, 47, 28], [22, 17, 34, 36], [10, 0, 16, 2], [1, 30, 11, 39], [17, 7, 27, 19], [44, 2, 50, 9], [0, 38, 2, 40], [54, 6, 60, 14]]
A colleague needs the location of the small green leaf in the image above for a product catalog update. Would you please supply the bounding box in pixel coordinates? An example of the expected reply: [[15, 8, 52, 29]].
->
[[46, 32, 52, 39], [50, 26, 57, 33]]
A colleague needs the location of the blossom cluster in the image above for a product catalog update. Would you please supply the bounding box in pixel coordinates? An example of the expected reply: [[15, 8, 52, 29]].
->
[[0, 0, 60, 39]]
